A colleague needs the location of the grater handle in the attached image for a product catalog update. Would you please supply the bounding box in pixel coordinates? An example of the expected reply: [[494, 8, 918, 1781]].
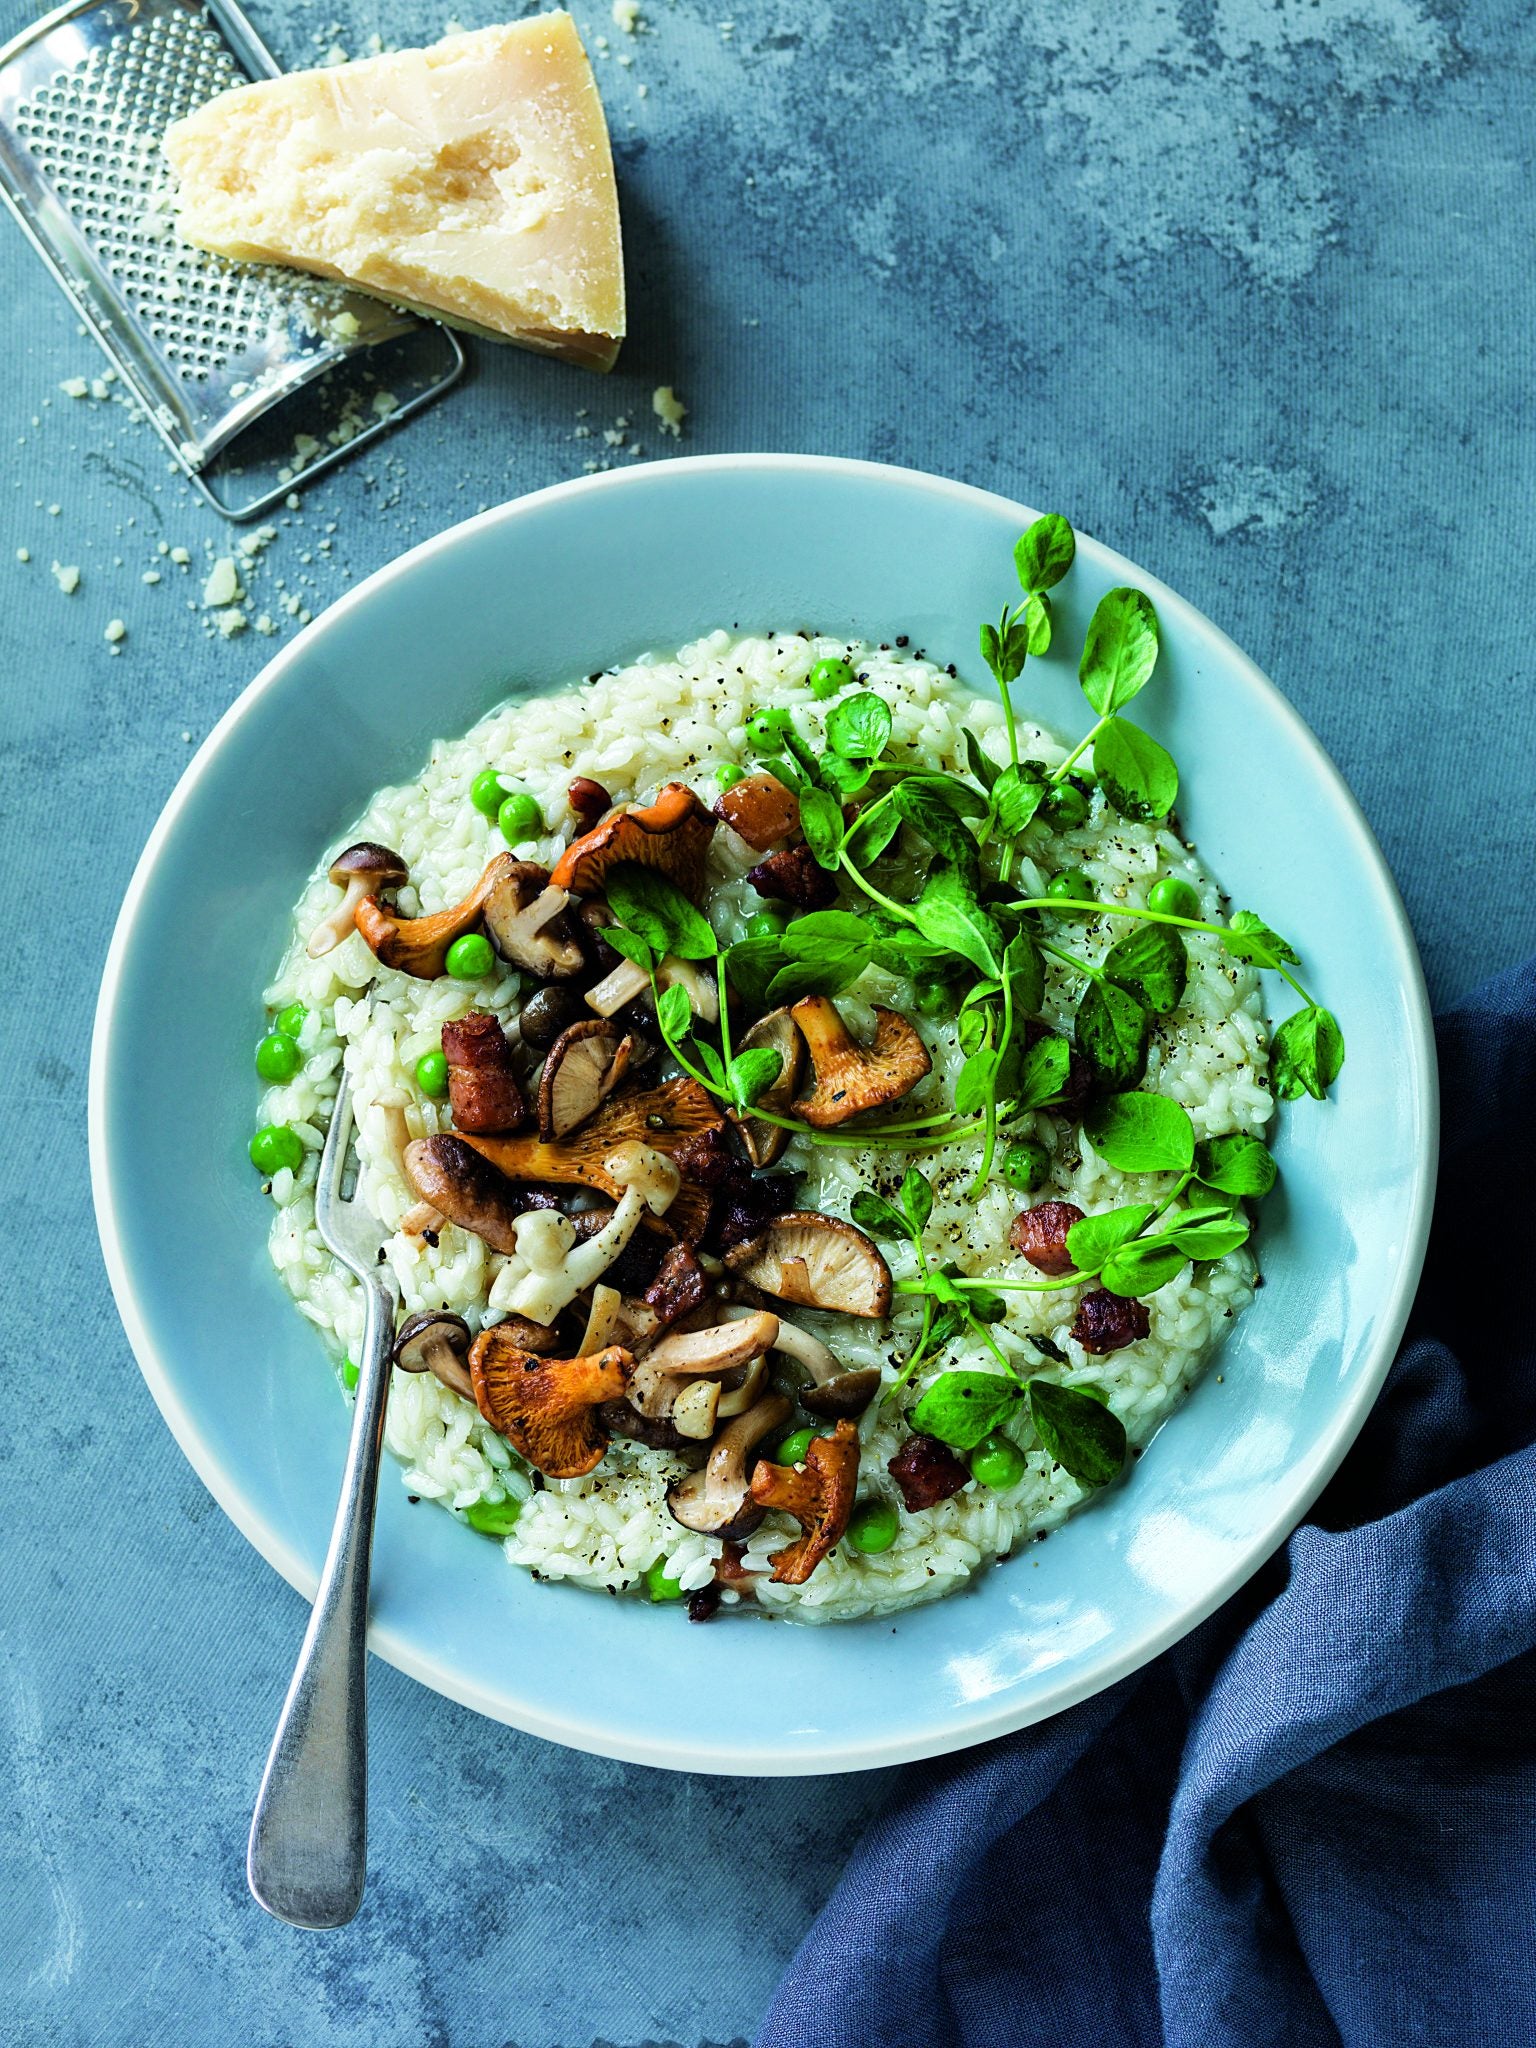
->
[[245, 1268, 394, 1929]]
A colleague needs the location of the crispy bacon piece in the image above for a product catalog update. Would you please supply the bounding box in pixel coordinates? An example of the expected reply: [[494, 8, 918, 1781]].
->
[[887, 1433, 969, 1512], [1008, 1200, 1086, 1277], [748, 844, 838, 910], [642, 1243, 710, 1329], [1070, 1290, 1151, 1355], [442, 1012, 525, 1133]]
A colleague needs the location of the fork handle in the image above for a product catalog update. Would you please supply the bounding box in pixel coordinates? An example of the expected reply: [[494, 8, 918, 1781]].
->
[[247, 1276, 395, 1928]]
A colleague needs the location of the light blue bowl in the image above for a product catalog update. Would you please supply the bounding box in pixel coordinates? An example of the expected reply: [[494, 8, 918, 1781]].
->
[[89, 456, 1436, 1774]]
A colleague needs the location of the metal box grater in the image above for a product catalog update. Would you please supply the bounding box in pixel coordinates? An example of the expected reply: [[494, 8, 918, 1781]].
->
[[0, 0, 464, 519]]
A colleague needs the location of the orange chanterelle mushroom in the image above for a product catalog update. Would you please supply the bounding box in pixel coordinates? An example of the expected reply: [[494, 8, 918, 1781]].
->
[[747, 1418, 861, 1583], [468, 1328, 633, 1478], [550, 781, 717, 902]]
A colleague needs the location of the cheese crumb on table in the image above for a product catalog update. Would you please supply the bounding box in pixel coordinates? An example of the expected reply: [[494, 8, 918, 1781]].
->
[[652, 385, 686, 437], [51, 562, 80, 594], [203, 557, 243, 607], [104, 618, 126, 644], [612, 0, 641, 29]]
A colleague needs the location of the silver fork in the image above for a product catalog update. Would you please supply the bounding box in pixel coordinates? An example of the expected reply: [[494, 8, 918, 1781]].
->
[[247, 1075, 398, 1929]]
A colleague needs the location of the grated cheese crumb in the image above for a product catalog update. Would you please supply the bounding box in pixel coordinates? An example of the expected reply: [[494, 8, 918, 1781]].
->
[[51, 561, 80, 594], [652, 385, 686, 437]]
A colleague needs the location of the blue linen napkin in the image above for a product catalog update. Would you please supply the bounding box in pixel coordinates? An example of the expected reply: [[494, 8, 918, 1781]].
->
[[759, 958, 1536, 2048]]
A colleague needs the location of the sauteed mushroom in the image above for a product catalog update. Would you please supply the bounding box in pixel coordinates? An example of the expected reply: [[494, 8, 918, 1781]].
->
[[724, 1212, 892, 1317], [551, 781, 717, 902], [356, 853, 518, 979], [748, 1418, 861, 1583], [390, 1310, 475, 1399], [469, 1332, 632, 1477], [667, 1391, 794, 1537], [307, 842, 407, 957], [790, 996, 931, 1127]]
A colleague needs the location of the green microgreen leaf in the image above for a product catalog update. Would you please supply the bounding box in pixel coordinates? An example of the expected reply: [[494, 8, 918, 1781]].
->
[[1194, 1133, 1278, 1198], [845, 799, 902, 866], [727, 1047, 783, 1111], [1083, 1091, 1195, 1174], [991, 761, 1051, 837], [1014, 513, 1076, 594], [901, 771, 989, 821], [1272, 1004, 1346, 1101], [1222, 911, 1301, 970], [602, 925, 656, 972], [957, 1002, 992, 1057], [955, 1046, 1000, 1117], [1024, 591, 1053, 654], [798, 785, 846, 871], [1094, 717, 1179, 823], [893, 778, 981, 870], [1002, 930, 1045, 1019], [655, 979, 693, 1044], [911, 1370, 1024, 1451], [695, 1039, 726, 1087], [1102, 921, 1187, 1015], [1064, 1203, 1159, 1276], [900, 1167, 934, 1236], [962, 727, 1000, 793], [604, 864, 718, 961], [1100, 1238, 1188, 1297], [765, 913, 874, 1001], [850, 1190, 909, 1239], [825, 691, 892, 761], [912, 862, 1004, 979], [1166, 1214, 1251, 1261], [1074, 979, 1150, 1088], [1079, 588, 1160, 717], [1002, 1031, 1073, 1111], [724, 935, 788, 1004], [756, 752, 808, 794], [1027, 1379, 1126, 1488], [820, 751, 878, 795]]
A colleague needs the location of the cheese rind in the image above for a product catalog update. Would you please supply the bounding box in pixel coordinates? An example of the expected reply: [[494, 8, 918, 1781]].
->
[[164, 15, 625, 370]]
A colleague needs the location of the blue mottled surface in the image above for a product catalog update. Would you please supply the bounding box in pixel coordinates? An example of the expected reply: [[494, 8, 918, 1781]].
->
[[0, 0, 1528, 2040]]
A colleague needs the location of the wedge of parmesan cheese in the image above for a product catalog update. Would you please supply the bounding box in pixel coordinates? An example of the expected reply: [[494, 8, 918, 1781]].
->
[[163, 15, 625, 370]]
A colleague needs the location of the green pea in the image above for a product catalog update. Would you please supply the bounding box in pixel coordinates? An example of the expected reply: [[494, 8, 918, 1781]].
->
[[1000, 1139, 1050, 1193], [775, 1427, 817, 1466], [808, 656, 855, 700], [464, 1494, 522, 1537], [642, 1559, 686, 1602], [716, 762, 746, 790], [342, 1356, 359, 1391], [846, 1498, 899, 1553], [415, 1049, 449, 1098], [746, 905, 792, 939], [255, 1031, 301, 1083], [1148, 875, 1200, 920], [497, 790, 543, 844], [249, 1123, 304, 1175], [1043, 782, 1089, 829], [1046, 869, 1094, 903], [274, 1002, 307, 1040], [911, 977, 954, 1019], [470, 768, 508, 816], [445, 933, 494, 978], [746, 707, 793, 750], [970, 1433, 1028, 1492]]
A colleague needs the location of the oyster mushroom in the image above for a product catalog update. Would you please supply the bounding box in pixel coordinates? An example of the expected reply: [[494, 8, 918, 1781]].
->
[[458, 1077, 726, 1245], [723, 1212, 892, 1317], [727, 1006, 805, 1168], [585, 953, 720, 1023], [307, 842, 408, 958], [390, 1310, 475, 1400], [490, 1192, 649, 1326], [442, 1011, 525, 1134], [747, 1418, 861, 1583], [551, 781, 717, 902], [667, 1390, 794, 1537], [625, 1310, 780, 1422], [790, 996, 931, 1128], [713, 770, 802, 852], [356, 852, 518, 979], [537, 1020, 633, 1140], [468, 1330, 632, 1477], [402, 1134, 528, 1253], [722, 1306, 882, 1417], [482, 860, 585, 980]]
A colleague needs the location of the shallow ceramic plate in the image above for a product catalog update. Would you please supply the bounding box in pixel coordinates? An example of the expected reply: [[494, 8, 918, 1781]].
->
[[90, 456, 1436, 1775]]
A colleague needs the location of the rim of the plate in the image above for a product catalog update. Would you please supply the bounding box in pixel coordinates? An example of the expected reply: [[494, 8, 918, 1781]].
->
[[89, 454, 1439, 1774]]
